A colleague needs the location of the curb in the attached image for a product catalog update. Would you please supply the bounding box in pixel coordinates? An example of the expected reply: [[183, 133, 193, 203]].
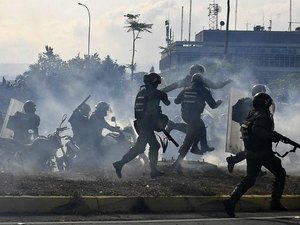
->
[[0, 195, 299, 214]]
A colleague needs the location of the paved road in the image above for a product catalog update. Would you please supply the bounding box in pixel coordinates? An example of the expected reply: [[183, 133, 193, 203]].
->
[[0, 212, 299, 225]]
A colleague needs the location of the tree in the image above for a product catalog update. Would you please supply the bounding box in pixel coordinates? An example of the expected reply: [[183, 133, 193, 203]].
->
[[124, 14, 153, 82]]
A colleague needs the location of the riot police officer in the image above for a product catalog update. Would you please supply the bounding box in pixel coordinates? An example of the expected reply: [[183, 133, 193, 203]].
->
[[88, 101, 121, 152], [223, 93, 287, 217], [8, 100, 40, 144], [227, 84, 271, 173], [163, 64, 231, 154], [173, 73, 222, 174], [113, 73, 171, 179], [68, 102, 91, 149], [161, 64, 232, 93]]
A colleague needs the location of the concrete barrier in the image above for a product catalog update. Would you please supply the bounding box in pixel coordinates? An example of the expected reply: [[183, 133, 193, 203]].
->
[[0, 195, 299, 214]]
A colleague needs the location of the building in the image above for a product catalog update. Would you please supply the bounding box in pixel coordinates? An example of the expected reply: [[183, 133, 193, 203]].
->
[[159, 28, 300, 82]]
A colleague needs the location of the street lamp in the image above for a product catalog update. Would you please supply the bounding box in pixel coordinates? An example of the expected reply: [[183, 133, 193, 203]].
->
[[78, 2, 91, 56]]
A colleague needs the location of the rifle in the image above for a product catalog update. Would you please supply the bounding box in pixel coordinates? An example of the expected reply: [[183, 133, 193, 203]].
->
[[73, 95, 91, 113], [274, 133, 300, 158], [163, 130, 179, 148], [154, 114, 179, 150], [158, 129, 179, 154]]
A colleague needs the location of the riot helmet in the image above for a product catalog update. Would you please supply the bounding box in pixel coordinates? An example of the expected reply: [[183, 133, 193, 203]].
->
[[94, 101, 111, 117], [189, 64, 206, 76], [80, 103, 91, 116], [143, 73, 162, 85], [191, 73, 204, 84], [23, 100, 36, 113], [253, 93, 273, 110], [251, 84, 267, 97]]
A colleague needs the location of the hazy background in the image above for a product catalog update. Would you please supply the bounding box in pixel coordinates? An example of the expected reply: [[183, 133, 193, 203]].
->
[[0, 0, 299, 77]]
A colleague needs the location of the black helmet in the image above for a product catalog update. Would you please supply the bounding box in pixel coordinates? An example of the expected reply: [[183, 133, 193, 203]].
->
[[94, 101, 111, 116], [191, 73, 204, 84], [190, 64, 206, 76], [23, 100, 36, 113], [251, 84, 267, 97], [95, 101, 110, 112], [253, 93, 273, 109], [143, 73, 162, 85], [80, 103, 91, 116]]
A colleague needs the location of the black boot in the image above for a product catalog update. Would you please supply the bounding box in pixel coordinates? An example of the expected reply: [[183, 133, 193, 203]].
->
[[173, 156, 184, 174], [223, 199, 236, 217], [270, 201, 288, 211], [226, 156, 235, 173], [112, 161, 123, 178], [150, 170, 165, 179], [190, 145, 204, 155], [201, 146, 215, 154], [175, 162, 183, 175]]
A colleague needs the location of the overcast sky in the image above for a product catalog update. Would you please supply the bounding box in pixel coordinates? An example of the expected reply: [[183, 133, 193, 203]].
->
[[0, 0, 299, 72]]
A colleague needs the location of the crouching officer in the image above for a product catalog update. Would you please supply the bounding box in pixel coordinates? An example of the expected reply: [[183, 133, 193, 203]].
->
[[113, 73, 171, 179], [173, 73, 222, 174], [8, 100, 40, 144], [224, 93, 287, 217]]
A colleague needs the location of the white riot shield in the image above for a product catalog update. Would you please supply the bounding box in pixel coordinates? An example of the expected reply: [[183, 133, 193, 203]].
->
[[0, 98, 24, 139], [225, 88, 248, 154]]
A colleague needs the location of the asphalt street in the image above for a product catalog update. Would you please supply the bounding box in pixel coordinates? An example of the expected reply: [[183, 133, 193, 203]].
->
[[0, 212, 299, 225]]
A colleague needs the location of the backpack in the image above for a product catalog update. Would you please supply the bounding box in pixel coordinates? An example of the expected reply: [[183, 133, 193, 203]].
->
[[232, 97, 253, 124], [240, 111, 259, 150]]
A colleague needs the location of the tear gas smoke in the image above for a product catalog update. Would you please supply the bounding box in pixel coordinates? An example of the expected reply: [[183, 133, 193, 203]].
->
[[2, 55, 299, 178], [161, 57, 300, 175]]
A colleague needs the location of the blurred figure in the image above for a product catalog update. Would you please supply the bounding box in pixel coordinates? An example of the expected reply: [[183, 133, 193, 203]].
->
[[68, 102, 91, 150], [8, 100, 40, 144], [88, 101, 121, 152], [113, 73, 171, 179], [173, 73, 222, 174], [161, 64, 232, 93]]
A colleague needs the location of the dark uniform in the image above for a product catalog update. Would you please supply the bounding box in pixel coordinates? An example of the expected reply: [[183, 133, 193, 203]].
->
[[68, 103, 91, 149], [88, 112, 120, 149], [161, 74, 231, 93], [224, 93, 287, 217], [8, 101, 40, 144], [227, 84, 270, 173], [88, 102, 120, 153], [162, 64, 231, 154], [173, 73, 222, 173], [113, 73, 170, 179]]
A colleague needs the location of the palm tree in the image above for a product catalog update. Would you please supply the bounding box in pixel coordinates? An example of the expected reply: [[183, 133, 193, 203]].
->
[[124, 14, 153, 82]]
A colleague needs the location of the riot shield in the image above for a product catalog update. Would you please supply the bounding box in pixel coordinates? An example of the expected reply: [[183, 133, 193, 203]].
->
[[0, 99, 24, 139], [225, 88, 248, 154]]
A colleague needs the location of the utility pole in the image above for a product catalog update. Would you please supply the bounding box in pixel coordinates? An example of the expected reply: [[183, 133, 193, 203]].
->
[[225, 0, 230, 56], [234, 0, 238, 30], [188, 0, 192, 41], [181, 6, 184, 41], [78, 3, 91, 56], [288, 0, 292, 31]]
